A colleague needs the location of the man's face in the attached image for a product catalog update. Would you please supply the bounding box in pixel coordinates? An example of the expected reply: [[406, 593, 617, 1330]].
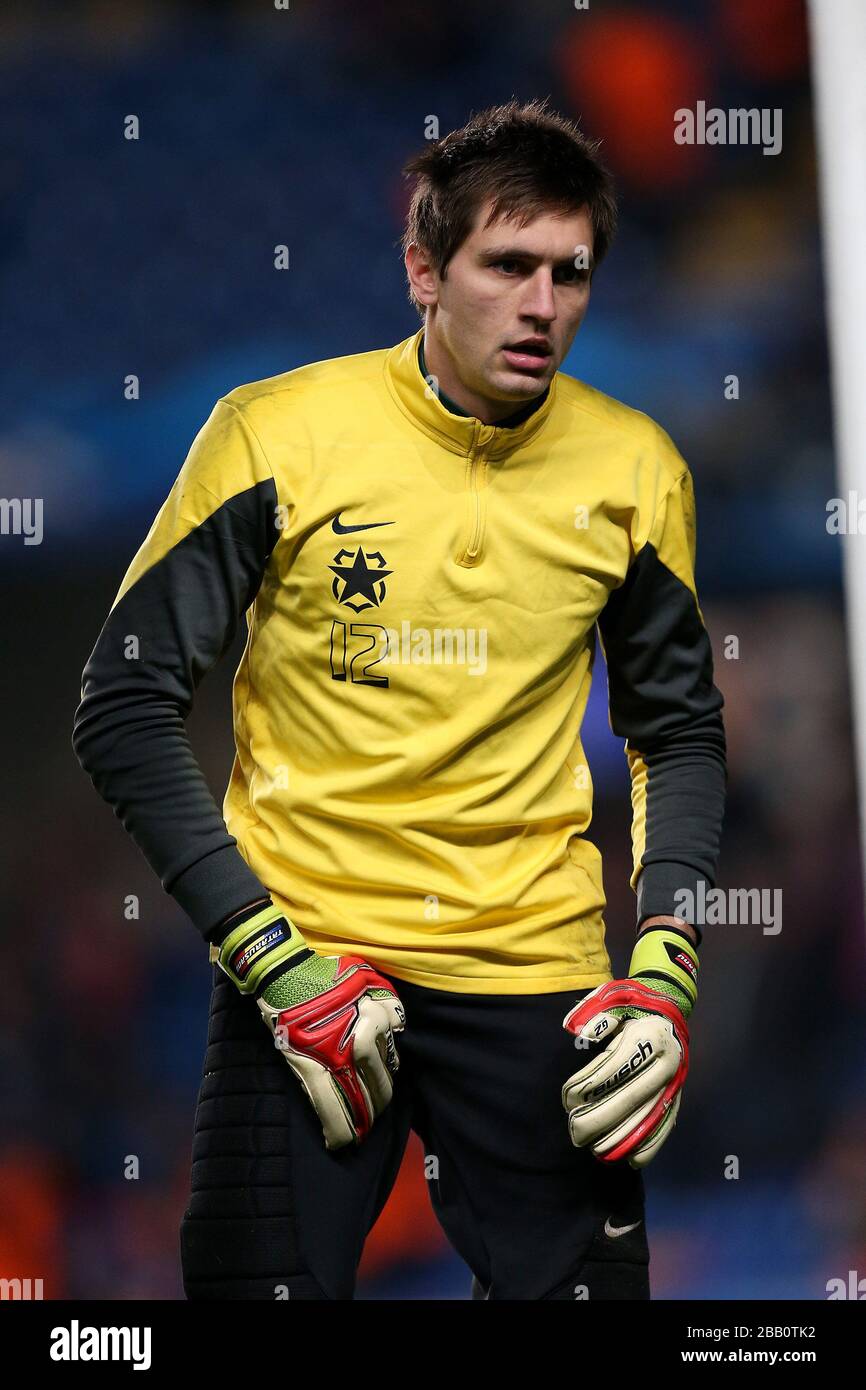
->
[[416, 199, 595, 407]]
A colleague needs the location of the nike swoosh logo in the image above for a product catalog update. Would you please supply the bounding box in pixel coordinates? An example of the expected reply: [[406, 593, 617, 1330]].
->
[[332, 512, 395, 535], [604, 1218, 642, 1239]]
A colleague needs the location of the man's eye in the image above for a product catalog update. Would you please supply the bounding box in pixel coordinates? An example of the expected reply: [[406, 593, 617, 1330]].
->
[[490, 260, 587, 282]]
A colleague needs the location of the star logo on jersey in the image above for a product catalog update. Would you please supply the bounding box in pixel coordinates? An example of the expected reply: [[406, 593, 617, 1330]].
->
[[329, 547, 392, 613]]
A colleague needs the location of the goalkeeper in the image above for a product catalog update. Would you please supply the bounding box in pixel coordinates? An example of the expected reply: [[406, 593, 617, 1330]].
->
[[72, 99, 725, 1301]]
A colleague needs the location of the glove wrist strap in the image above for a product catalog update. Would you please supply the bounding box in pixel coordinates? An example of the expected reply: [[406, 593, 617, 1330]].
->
[[628, 926, 699, 1014], [209, 900, 311, 996]]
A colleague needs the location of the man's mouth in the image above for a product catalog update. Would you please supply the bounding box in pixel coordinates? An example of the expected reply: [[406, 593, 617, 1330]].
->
[[502, 339, 553, 372]]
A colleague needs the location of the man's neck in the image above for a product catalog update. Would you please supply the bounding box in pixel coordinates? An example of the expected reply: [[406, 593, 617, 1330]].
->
[[418, 330, 548, 428]]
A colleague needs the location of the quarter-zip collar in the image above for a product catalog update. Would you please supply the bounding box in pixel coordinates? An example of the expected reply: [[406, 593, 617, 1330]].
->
[[383, 326, 556, 459]]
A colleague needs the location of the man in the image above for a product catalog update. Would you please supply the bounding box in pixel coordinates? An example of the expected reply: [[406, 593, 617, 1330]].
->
[[73, 97, 725, 1300]]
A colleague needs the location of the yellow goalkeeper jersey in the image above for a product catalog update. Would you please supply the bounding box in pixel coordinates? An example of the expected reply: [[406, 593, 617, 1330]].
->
[[73, 326, 726, 994]]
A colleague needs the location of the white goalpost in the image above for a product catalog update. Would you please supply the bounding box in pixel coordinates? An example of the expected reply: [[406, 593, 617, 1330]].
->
[[808, 0, 866, 901]]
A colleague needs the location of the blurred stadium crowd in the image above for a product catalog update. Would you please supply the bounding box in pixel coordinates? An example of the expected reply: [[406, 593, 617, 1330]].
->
[[1, 0, 864, 1298]]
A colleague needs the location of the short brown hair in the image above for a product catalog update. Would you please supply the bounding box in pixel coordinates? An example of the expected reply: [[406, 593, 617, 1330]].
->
[[400, 97, 617, 318]]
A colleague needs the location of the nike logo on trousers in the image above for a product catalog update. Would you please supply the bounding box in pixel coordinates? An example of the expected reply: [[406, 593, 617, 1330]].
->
[[604, 1218, 643, 1239]]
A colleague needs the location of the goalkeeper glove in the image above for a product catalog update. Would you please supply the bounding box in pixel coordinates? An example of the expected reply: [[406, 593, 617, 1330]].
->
[[209, 899, 405, 1151], [561, 924, 698, 1169]]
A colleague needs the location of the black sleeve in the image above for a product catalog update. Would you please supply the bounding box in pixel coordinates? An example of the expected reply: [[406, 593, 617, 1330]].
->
[[72, 398, 280, 939], [596, 466, 727, 932]]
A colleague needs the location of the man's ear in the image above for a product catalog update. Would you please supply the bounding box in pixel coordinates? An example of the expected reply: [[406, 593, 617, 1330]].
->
[[405, 242, 439, 309]]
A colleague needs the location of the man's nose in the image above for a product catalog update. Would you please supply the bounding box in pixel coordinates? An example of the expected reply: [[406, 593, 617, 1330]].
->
[[520, 270, 557, 322]]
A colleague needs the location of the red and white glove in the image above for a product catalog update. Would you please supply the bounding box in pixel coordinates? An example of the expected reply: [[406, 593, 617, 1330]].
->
[[210, 900, 405, 1150], [561, 926, 698, 1168], [259, 954, 405, 1150]]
